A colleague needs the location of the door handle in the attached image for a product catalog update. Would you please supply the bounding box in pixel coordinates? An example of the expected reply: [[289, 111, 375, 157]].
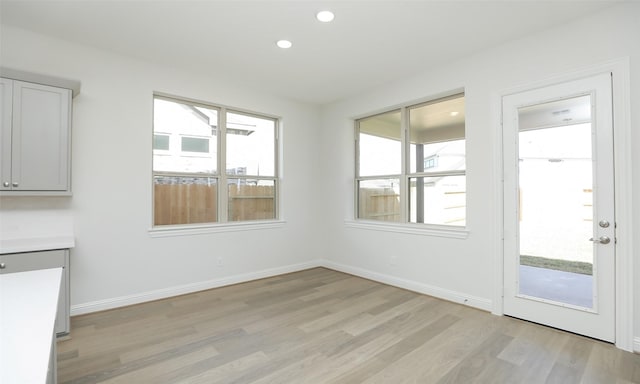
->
[[589, 236, 611, 245]]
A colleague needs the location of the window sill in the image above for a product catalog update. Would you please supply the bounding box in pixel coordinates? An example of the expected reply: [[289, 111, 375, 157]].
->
[[344, 220, 469, 239], [148, 220, 286, 238]]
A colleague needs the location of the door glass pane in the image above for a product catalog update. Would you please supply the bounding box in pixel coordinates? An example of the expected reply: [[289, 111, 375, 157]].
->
[[517, 95, 594, 308]]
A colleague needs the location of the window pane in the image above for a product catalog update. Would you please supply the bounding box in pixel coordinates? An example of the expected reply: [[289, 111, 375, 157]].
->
[[153, 134, 170, 150], [154, 176, 217, 225], [357, 178, 401, 222], [358, 110, 401, 176], [153, 97, 218, 174], [409, 175, 466, 225], [409, 95, 465, 173], [228, 179, 275, 221], [226, 112, 275, 177]]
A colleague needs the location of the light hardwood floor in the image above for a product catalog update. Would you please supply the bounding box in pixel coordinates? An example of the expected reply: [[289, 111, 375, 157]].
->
[[58, 268, 640, 383]]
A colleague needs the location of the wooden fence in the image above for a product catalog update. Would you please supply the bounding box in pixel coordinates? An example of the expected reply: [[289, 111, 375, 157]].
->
[[228, 184, 275, 221], [358, 187, 401, 222], [154, 182, 275, 225], [154, 182, 217, 225], [359, 186, 466, 224]]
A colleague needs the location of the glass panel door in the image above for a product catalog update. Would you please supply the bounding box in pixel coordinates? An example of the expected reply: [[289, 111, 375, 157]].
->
[[502, 72, 615, 342], [517, 96, 594, 308]]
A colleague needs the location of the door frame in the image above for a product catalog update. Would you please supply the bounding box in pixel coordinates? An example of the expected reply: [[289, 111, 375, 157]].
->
[[492, 58, 634, 352]]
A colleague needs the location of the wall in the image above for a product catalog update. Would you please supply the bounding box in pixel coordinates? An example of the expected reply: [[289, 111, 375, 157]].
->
[[0, 26, 323, 313], [319, 3, 639, 351], [1, 3, 638, 351]]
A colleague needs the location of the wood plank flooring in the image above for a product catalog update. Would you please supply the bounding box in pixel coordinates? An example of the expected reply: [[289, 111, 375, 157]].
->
[[57, 268, 640, 383]]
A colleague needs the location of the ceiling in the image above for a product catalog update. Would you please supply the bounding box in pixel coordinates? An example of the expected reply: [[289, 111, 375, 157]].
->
[[0, 1, 621, 105]]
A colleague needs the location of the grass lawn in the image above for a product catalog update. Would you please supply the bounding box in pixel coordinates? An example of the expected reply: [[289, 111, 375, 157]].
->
[[520, 255, 593, 275]]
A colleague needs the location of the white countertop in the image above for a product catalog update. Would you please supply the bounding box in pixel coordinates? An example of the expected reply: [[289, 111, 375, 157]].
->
[[0, 268, 62, 384]]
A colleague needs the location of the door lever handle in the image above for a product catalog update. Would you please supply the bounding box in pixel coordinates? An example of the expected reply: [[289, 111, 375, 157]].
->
[[589, 236, 611, 245]]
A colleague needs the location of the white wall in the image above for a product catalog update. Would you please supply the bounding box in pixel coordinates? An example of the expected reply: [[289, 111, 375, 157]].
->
[[0, 26, 324, 312], [319, 3, 639, 350], [1, 3, 638, 351]]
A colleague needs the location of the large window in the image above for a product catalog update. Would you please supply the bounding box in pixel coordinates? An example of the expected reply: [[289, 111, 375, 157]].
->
[[356, 93, 465, 226], [153, 95, 278, 226]]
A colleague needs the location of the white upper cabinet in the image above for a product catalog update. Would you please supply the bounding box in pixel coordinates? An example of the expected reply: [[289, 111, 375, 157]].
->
[[1, 78, 72, 195]]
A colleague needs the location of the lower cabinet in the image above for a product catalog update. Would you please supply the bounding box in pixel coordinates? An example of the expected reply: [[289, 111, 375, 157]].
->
[[0, 249, 70, 335]]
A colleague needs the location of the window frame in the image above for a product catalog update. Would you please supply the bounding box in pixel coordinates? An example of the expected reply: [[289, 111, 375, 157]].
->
[[150, 93, 281, 233], [354, 92, 467, 232]]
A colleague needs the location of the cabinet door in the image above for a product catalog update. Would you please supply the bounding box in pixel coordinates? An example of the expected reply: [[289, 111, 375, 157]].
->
[[0, 78, 12, 190], [12, 81, 71, 191]]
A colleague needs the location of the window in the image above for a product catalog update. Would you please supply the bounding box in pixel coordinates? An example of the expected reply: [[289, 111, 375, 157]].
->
[[153, 134, 170, 151], [423, 155, 438, 169], [181, 136, 210, 154], [356, 110, 402, 222], [153, 95, 278, 227], [356, 93, 465, 226]]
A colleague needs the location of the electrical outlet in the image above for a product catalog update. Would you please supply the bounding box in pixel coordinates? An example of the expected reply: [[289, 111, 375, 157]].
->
[[217, 257, 224, 266], [389, 255, 397, 265]]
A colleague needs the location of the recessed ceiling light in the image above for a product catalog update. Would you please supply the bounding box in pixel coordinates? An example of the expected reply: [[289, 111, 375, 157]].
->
[[450, 111, 459, 117], [276, 40, 292, 49], [316, 11, 335, 22]]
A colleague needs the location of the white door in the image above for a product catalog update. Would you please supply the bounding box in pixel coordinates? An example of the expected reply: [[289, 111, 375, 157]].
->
[[502, 73, 615, 342]]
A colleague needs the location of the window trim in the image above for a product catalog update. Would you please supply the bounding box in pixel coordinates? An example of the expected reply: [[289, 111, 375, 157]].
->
[[148, 220, 286, 237], [354, 91, 466, 230], [344, 219, 469, 239], [151, 93, 280, 230]]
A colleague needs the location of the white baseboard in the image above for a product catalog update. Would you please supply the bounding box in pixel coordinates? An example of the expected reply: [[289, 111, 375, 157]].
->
[[634, 337, 640, 353], [72, 259, 494, 316], [71, 260, 323, 316], [319, 260, 493, 312]]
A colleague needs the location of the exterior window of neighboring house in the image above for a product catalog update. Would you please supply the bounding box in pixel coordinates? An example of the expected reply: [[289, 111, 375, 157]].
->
[[356, 92, 466, 226], [153, 95, 278, 226], [180, 136, 210, 154], [423, 155, 438, 169], [153, 134, 170, 150]]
